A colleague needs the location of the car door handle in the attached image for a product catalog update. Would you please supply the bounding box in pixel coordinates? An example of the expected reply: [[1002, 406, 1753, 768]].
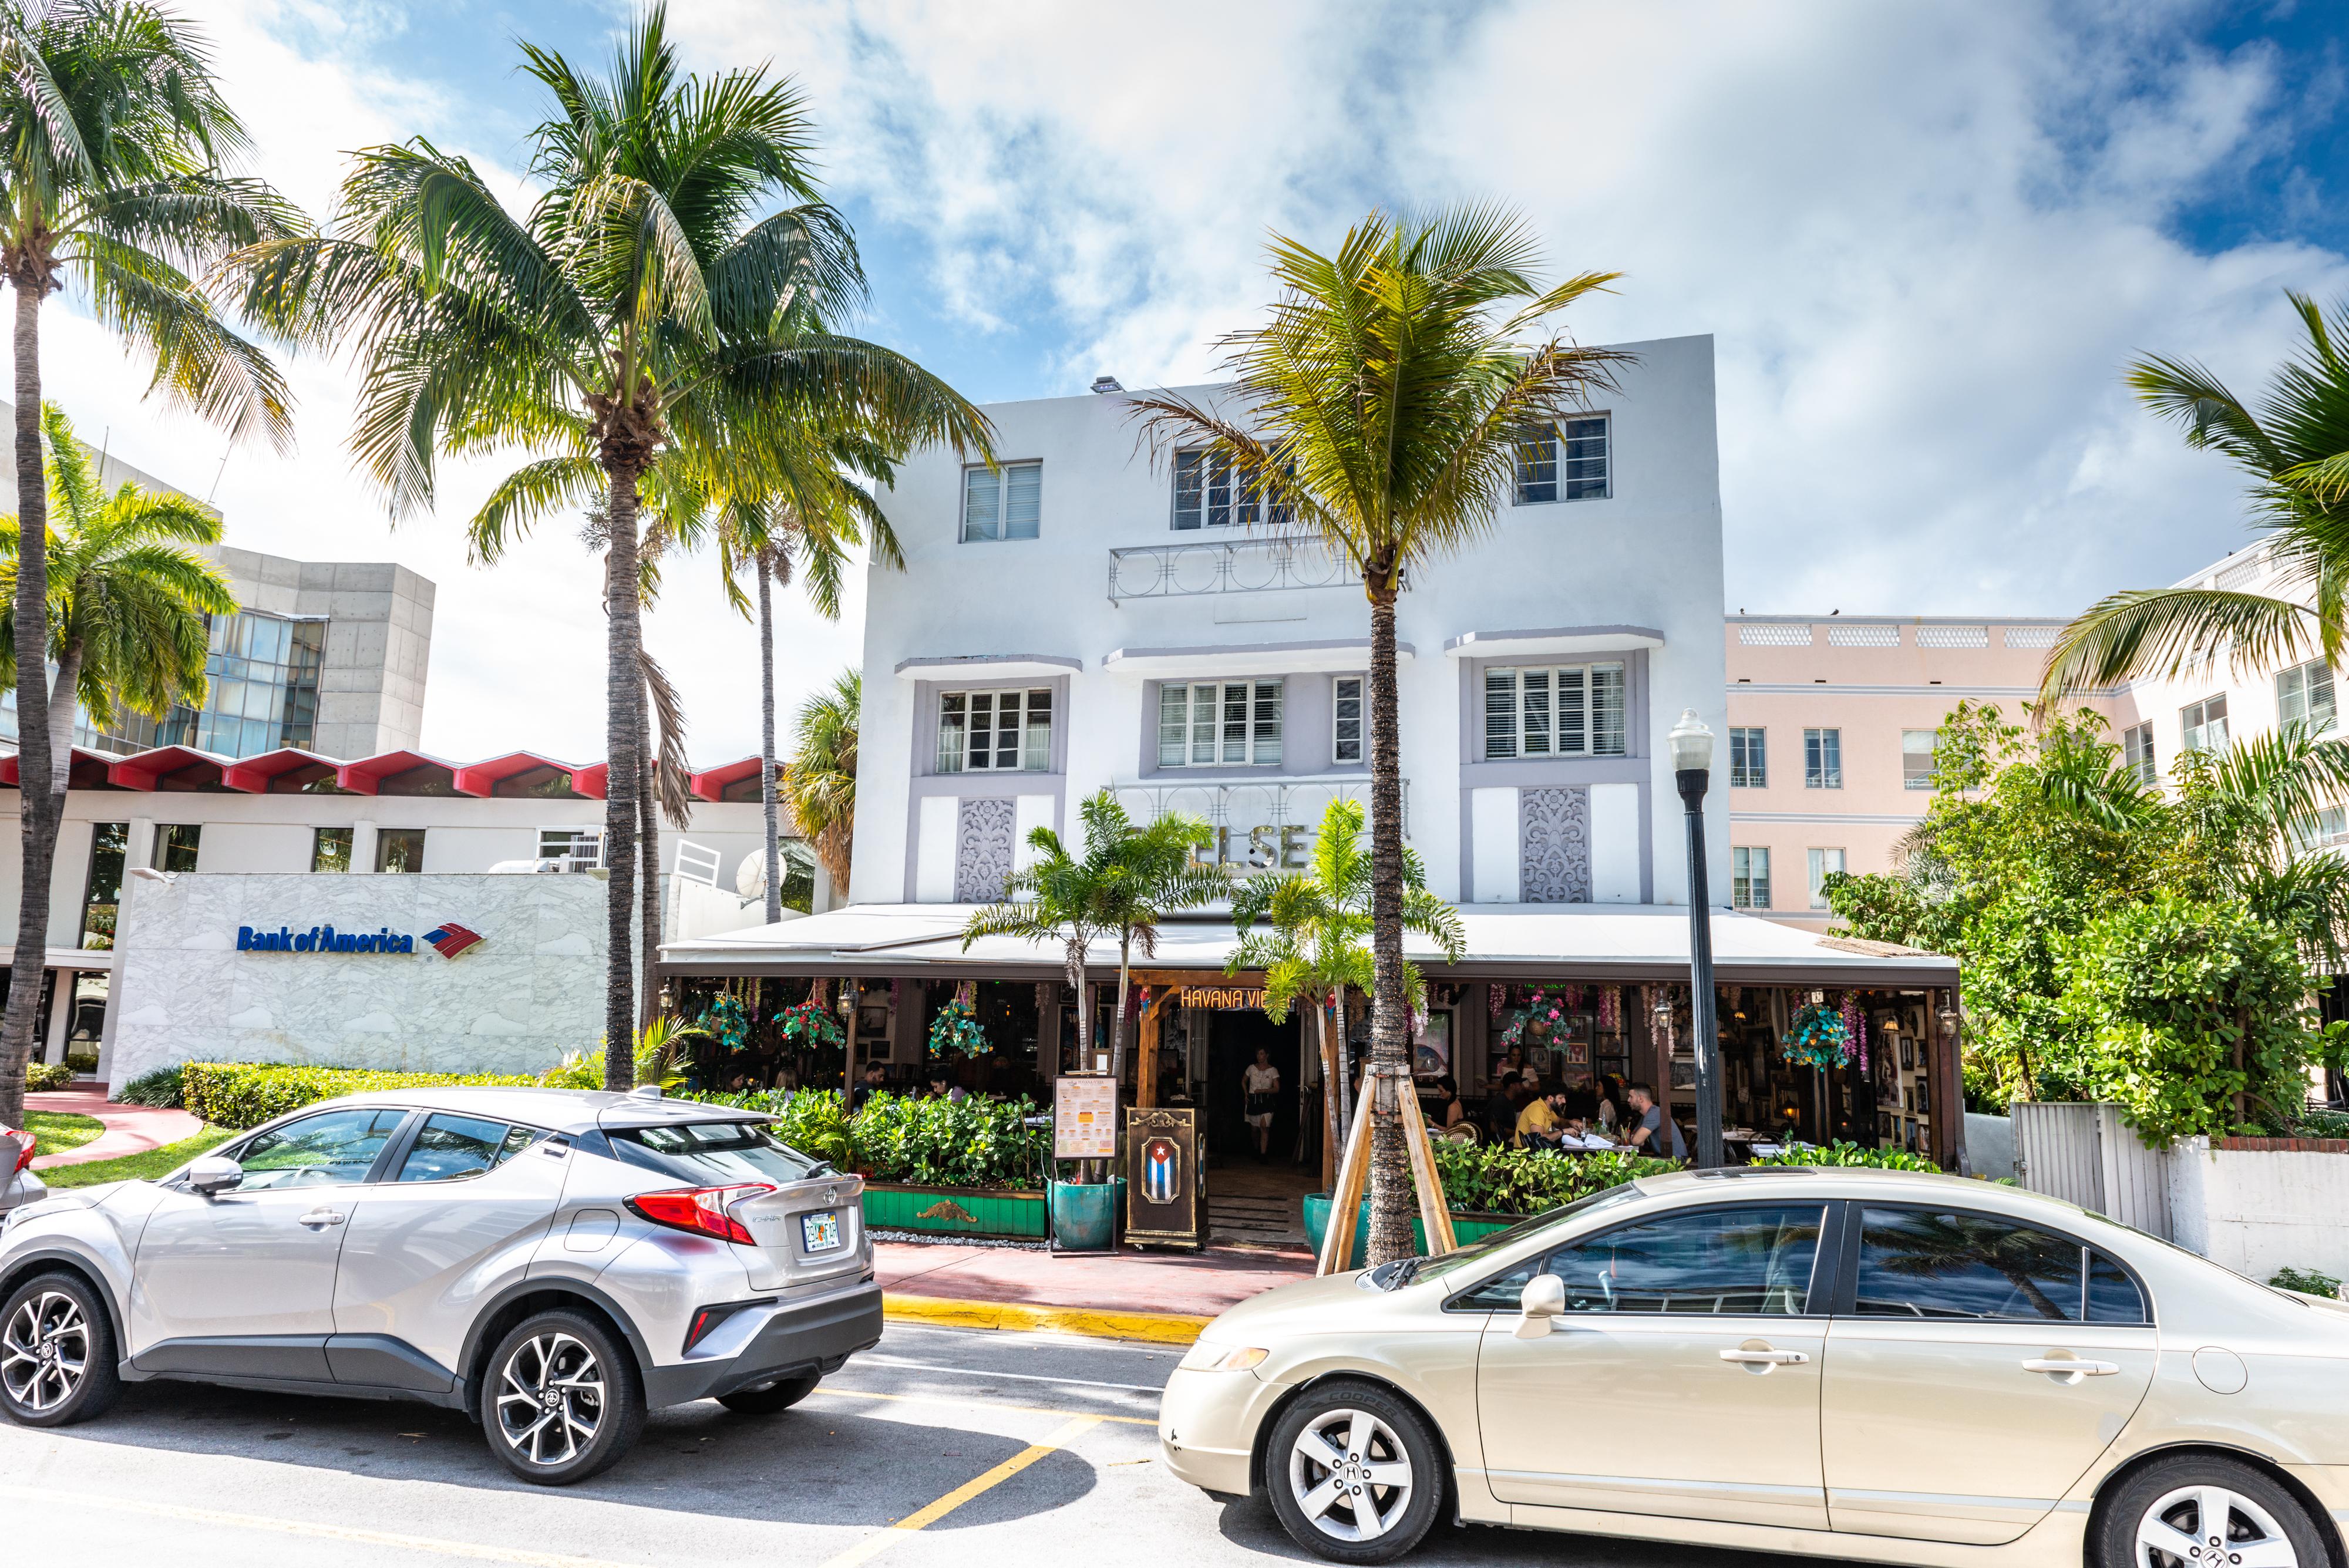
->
[[1719, 1348, 1809, 1365], [298, 1209, 345, 1229], [2022, 1357, 2119, 1379]]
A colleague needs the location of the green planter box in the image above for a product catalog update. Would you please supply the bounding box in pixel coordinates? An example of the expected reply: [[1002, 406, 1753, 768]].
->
[[863, 1183, 1047, 1239], [1301, 1193, 1522, 1267]]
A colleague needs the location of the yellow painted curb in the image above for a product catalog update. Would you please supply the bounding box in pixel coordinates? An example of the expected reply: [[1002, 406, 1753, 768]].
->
[[885, 1293, 1210, 1345]]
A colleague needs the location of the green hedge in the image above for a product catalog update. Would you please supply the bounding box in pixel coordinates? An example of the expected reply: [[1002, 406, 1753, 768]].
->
[[25, 1061, 73, 1092], [1750, 1139, 1942, 1170], [1429, 1142, 1681, 1216], [682, 1088, 1049, 1190], [183, 1063, 539, 1130]]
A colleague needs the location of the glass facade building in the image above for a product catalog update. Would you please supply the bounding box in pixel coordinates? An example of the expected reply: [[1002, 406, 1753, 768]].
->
[[103, 611, 327, 758]]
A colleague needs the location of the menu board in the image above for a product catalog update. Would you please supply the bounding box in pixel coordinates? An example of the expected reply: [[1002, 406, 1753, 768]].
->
[[1054, 1075, 1119, 1160]]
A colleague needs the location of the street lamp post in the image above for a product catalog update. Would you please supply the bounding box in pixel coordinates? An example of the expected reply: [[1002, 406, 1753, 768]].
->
[[1668, 709, 1724, 1170]]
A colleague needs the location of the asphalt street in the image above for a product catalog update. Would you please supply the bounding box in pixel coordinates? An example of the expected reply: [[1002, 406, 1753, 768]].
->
[[4, 1321, 1783, 1567]]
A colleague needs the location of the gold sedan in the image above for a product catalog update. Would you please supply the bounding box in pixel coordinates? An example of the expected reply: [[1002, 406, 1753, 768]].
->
[[1159, 1166, 2349, 1566]]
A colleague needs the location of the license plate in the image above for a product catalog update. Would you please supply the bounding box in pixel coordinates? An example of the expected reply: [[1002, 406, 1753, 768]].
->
[[801, 1211, 842, 1253]]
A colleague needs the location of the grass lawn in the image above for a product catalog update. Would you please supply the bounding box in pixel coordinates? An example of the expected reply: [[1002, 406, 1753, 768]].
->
[[26, 1109, 105, 1158], [39, 1126, 234, 1189]]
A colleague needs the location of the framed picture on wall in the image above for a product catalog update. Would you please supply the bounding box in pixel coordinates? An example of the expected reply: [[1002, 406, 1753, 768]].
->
[[1670, 1056, 1697, 1091], [1914, 1076, 1930, 1114], [1900, 1038, 1916, 1071], [1412, 1012, 1451, 1080]]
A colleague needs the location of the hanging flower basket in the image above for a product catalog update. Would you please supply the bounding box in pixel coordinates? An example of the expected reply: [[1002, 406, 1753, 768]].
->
[[1783, 1001, 1851, 1070], [699, 994, 751, 1054], [775, 998, 844, 1048], [1500, 986, 1570, 1049], [929, 995, 990, 1058]]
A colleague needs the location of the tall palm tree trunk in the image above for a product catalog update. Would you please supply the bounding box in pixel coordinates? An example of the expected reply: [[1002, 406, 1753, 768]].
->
[[1318, 992, 1341, 1191], [756, 554, 783, 922], [639, 754, 659, 1032], [1364, 587, 1412, 1264], [44, 643, 81, 805], [1, 280, 51, 1126], [1065, 947, 1091, 1065], [601, 460, 646, 1091], [1109, 935, 1133, 1084]]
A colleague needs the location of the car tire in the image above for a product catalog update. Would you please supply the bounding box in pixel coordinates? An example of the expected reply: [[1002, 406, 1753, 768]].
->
[[479, 1309, 645, 1485], [2094, 1453, 2327, 1568], [0, 1270, 120, 1428], [717, 1373, 819, 1415], [1264, 1379, 1443, 1564]]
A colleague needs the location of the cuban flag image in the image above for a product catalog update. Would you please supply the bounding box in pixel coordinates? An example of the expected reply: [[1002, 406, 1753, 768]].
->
[[1142, 1138, 1181, 1206], [423, 922, 484, 959]]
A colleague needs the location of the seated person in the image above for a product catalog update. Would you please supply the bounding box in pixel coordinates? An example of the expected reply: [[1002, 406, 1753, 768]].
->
[[1622, 1081, 1688, 1160], [1515, 1089, 1563, 1147]]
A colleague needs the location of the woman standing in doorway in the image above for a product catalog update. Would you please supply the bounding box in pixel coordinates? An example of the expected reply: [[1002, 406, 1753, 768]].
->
[[1243, 1048, 1281, 1162]]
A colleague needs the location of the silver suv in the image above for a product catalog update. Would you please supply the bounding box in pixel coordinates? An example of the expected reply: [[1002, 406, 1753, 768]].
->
[[0, 1086, 878, 1483]]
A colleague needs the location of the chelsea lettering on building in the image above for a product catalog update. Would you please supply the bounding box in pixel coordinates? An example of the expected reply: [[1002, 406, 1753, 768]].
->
[[236, 921, 484, 958]]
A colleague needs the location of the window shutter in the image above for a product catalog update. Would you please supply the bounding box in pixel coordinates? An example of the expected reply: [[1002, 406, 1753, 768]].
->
[[1521, 669, 1552, 755], [963, 467, 998, 542], [1253, 679, 1283, 765], [1004, 462, 1042, 539], [1333, 676, 1364, 763], [1485, 669, 1518, 758], [1158, 684, 1189, 766], [1172, 452, 1202, 530], [1555, 667, 1587, 755], [1591, 663, 1626, 755], [1205, 452, 1231, 528], [1023, 689, 1052, 771], [1220, 682, 1251, 764], [1190, 684, 1217, 764], [937, 693, 967, 772]]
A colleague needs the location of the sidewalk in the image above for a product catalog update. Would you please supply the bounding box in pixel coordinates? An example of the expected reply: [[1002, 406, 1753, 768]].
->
[[879, 1239, 1314, 1342], [26, 1088, 203, 1170]]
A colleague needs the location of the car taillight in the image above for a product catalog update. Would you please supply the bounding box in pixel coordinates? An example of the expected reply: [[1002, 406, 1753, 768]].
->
[[1, 1126, 32, 1175], [625, 1183, 775, 1245]]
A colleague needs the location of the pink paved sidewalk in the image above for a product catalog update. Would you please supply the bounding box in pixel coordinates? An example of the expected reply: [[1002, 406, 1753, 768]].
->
[[26, 1088, 203, 1170], [877, 1239, 1313, 1318]]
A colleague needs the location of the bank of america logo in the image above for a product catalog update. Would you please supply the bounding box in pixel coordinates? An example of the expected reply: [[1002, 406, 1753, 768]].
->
[[423, 923, 484, 959]]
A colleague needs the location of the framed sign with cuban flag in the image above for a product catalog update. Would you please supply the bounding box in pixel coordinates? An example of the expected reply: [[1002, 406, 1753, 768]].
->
[[1123, 1105, 1203, 1251]]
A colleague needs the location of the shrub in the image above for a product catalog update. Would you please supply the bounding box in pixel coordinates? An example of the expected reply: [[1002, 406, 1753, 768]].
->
[[2271, 1266, 2344, 1298], [115, 1066, 186, 1108], [850, 1092, 1049, 1190], [1751, 1139, 1941, 1171], [1430, 1142, 1678, 1216], [25, 1061, 74, 1092], [183, 1062, 540, 1129]]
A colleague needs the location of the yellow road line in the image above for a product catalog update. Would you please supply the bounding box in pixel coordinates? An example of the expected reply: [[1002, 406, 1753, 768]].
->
[[816, 1384, 1157, 1426], [0, 1482, 634, 1567], [817, 1415, 1103, 1568], [884, 1293, 1209, 1345]]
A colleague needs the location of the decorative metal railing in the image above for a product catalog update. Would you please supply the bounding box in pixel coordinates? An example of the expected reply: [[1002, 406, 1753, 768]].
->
[[1106, 534, 1359, 601], [1111, 776, 1409, 869]]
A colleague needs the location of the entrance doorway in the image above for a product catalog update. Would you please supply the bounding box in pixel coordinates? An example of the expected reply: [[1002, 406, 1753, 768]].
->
[[1202, 1007, 1314, 1249]]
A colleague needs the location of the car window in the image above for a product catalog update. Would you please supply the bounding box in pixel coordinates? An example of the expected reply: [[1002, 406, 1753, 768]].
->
[[395, 1113, 548, 1183], [1856, 1206, 2109, 1321], [604, 1121, 824, 1185], [233, 1108, 407, 1190], [1456, 1203, 1825, 1315], [1421, 1183, 1648, 1293]]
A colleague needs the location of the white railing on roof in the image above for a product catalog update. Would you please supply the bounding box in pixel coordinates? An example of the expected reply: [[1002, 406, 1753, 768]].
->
[[674, 839, 722, 888], [2004, 625, 2061, 649], [1736, 623, 1813, 646], [1828, 624, 1900, 647], [1917, 625, 1988, 649], [1107, 534, 1359, 601]]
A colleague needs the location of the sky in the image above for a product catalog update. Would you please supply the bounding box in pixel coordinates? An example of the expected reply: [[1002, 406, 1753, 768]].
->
[[33, 0, 2349, 765]]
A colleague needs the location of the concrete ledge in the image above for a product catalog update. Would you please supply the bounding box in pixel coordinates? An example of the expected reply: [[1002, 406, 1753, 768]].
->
[[884, 1293, 1209, 1345]]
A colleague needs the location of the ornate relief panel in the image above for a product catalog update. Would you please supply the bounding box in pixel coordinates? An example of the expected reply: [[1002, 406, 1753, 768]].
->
[[1519, 786, 1591, 904], [955, 797, 1018, 903]]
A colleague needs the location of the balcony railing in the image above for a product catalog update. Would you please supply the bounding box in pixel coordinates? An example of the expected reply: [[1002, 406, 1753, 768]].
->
[[1107, 533, 1359, 601], [1112, 776, 1408, 869]]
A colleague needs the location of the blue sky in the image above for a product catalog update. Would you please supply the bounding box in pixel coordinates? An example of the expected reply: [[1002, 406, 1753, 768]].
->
[[37, 1, 2349, 762]]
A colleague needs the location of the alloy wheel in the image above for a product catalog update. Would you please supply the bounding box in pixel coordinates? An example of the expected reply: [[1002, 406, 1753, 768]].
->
[[494, 1331, 606, 1468], [2138, 1484, 2300, 1568], [1287, 1407, 1415, 1543], [1, 1290, 89, 1414]]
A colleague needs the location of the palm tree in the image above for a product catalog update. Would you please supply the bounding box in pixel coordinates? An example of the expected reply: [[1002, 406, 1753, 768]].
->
[[1228, 798, 1465, 1188], [1130, 207, 1627, 1263], [0, 0, 297, 1124], [783, 668, 859, 909], [234, 6, 987, 1088]]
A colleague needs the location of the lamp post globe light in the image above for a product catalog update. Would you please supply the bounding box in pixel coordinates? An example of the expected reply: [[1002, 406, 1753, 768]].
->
[[1668, 708, 1724, 1170]]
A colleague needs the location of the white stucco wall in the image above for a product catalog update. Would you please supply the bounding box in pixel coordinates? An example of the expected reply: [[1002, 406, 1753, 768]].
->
[[2169, 1137, 2349, 1282], [106, 872, 608, 1085]]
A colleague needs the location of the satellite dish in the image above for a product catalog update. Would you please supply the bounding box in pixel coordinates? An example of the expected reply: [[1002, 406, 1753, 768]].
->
[[735, 853, 766, 899]]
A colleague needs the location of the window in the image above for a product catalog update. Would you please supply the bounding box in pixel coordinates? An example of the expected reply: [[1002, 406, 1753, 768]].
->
[[1729, 726, 1766, 788], [961, 460, 1041, 542], [2279, 659, 2335, 735], [80, 822, 127, 948], [939, 688, 1054, 772], [1902, 729, 1939, 790], [1732, 846, 1771, 909], [2294, 805, 2349, 853], [1333, 675, 1365, 765], [1804, 728, 1841, 789], [1483, 663, 1627, 759], [1172, 449, 1290, 530], [395, 1114, 546, 1183], [2180, 694, 2228, 754], [311, 826, 353, 873], [375, 827, 426, 873], [604, 1120, 827, 1185], [1854, 1206, 2145, 1323], [227, 1107, 406, 1192], [1512, 416, 1610, 504], [537, 827, 605, 871], [1808, 847, 1845, 909], [156, 823, 201, 874], [1455, 1204, 1824, 1314], [2122, 721, 2156, 786], [1159, 681, 1283, 766], [102, 611, 327, 759]]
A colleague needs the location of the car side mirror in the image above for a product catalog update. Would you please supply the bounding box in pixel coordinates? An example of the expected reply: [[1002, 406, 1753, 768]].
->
[[1514, 1273, 1566, 1339], [188, 1156, 244, 1197]]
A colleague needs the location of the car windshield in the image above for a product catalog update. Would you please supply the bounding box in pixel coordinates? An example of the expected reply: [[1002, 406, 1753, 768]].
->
[[603, 1121, 826, 1185], [1409, 1182, 1649, 1287]]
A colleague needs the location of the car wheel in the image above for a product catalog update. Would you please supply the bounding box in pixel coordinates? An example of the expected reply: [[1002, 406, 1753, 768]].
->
[[1264, 1379, 1442, 1564], [2096, 1454, 2326, 1568], [479, 1310, 645, 1485], [717, 1373, 819, 1415], [0, 1270, 120, 1428]]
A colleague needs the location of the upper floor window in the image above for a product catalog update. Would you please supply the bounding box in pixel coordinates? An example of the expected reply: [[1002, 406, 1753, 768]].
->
[[2279, 658, 2335, 735], [81, 822, 127, 948], [375, 827, 426, 873], [1807, 847, 1845, 909], [940, 688, 1053, 773], [1902, 729, 1939, 790], [157, 823, 201, 874], [1333, 675, 1365, 765], [538, 827, 604, 871], [1729, 726, 1766, 788], [2121, 721, 2156, 786], [311, 826, 352, 873], [962, 461, 1041, 543], [1172, 449, 1289, 531], [1731, 846, 1771, 909], [1483, 662, 1626, 759], [1804, 728, 1842, 789], [2180, 694, 2227, 755], [1512, 416, 1610, 504], [1159, 681, 1282, 767]]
